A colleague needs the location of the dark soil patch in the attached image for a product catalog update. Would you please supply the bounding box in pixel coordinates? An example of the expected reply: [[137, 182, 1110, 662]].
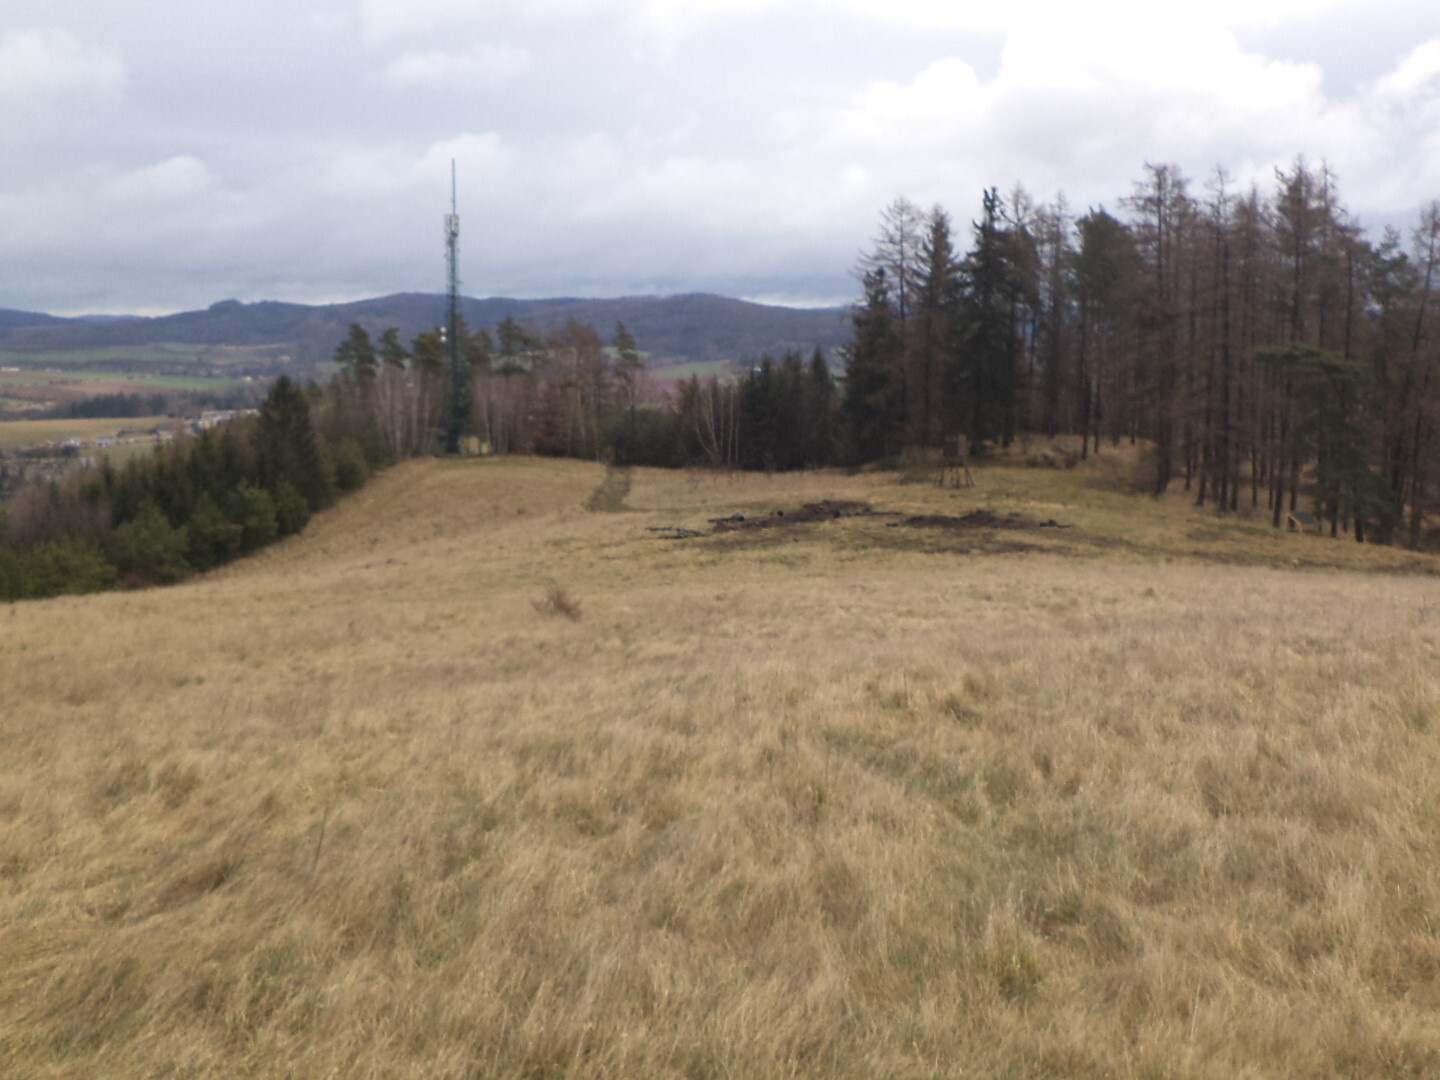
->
[[672, 501, 1073, 558], [710, 500, 890, 530], [863, 529, 1043, 557], [896, 509, 1072, 531]]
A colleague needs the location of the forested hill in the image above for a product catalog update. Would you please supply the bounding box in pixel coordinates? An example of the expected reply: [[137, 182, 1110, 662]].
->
[[0, 308, 67, 332], [0, 294, 849, 370]]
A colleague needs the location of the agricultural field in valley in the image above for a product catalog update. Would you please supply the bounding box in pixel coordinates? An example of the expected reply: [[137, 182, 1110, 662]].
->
[[2, 445, 1438, 1077], [645, 359, 738, 382], [0, 368, 250, 411], [0, 343, 272, 416], [0, 416, 173, 451], [0, 342, 283, 371]]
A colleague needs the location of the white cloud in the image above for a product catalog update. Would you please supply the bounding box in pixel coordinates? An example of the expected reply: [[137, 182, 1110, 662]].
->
[[359, 0, 472, 44], [765, 12, 1368, 222], [360, 0, 779, 54], [361, 0, 1356, 51], [621, 0, 777, 53], [834, 0, 1352, 32], [996, 17, 1323, 109], [0, 27, 124, 100], [307, 8, 356, 36], [383, 44, 532, 89], [1339, 38, 1440, 215], [360, 0, 610, 44], [1375, 38, 1440, 99], [321, 133, 510, 199], [105, 156, 213, 201]]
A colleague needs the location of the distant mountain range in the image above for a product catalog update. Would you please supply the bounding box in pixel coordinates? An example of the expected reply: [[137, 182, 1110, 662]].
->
[[0, 294, 852, 373]]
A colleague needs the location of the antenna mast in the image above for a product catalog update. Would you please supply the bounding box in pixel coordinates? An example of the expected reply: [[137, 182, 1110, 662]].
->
[[444, 159, 469, 454]]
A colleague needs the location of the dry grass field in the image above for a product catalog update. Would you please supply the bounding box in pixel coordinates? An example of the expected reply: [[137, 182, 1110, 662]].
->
[[3, 446, 1440, 1077]]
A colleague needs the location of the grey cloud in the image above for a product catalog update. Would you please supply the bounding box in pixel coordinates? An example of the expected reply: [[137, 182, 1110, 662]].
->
[[0, 2, 1436, 316], [0, 27, 125, 100]]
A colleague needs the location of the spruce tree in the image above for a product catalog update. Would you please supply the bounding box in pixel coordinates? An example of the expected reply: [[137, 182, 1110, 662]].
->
[[257, 376, 331, 513]]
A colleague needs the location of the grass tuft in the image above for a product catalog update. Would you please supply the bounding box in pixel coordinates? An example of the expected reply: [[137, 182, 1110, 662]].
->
[[534, 581, 582, 620]]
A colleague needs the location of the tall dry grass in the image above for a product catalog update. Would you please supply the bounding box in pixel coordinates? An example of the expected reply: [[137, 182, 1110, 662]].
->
[[2, 451, 1439, 1077]]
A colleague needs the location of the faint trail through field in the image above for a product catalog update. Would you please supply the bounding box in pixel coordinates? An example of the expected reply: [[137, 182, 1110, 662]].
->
[[585, 466, 631, 512]]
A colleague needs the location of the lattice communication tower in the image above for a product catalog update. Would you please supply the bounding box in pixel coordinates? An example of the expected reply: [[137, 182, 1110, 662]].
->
[[444, 161, 469, 454]]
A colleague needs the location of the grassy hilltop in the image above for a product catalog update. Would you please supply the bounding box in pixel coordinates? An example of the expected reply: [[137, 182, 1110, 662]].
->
[[3, 446, 1440, 1077]]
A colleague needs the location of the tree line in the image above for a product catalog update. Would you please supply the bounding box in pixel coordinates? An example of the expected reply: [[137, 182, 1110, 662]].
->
[[845, 161, 1440, 546], [330, 315, 842, 473], [0, 375, 378, 600]]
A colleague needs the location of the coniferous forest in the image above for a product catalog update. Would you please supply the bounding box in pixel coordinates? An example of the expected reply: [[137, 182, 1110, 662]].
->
[[0, 375, 377, 600], [840, 160, 1440, 548], [5, 156, 1440, 600]]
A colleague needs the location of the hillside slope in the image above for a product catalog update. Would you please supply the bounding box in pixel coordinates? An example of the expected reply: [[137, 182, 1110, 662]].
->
[[0, 309, 66, 332], [3, 450, 1439, 1077], [0, 293, 850, 371]]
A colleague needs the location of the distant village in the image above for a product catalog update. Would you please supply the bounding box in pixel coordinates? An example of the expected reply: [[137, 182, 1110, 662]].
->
[[0, 409, 257, 501]]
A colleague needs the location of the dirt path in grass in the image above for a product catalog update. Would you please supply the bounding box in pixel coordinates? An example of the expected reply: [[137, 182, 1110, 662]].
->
[[585, 466, 632, 512]]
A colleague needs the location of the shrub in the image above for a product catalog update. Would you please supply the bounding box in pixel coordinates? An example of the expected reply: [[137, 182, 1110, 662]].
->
[[359, 422, 390, 469], [186, 494, 243, 571], [226, 482, 279, 553], [0, 540, 117, 600], [107, 502, 191, 585], [333, 438, 370, 493], [272, 479, 310, 537]]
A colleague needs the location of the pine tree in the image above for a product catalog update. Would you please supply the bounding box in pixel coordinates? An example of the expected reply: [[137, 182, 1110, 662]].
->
[[910, 206, 960, 447], [334, 323, 379, 394], [843, 269, 905, 462], [955, 187, 1021, 450], [257, 376, 331, 513]]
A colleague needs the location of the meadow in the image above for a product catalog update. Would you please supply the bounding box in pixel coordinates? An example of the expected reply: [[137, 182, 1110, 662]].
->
[[2, 447, 1438, 1077]]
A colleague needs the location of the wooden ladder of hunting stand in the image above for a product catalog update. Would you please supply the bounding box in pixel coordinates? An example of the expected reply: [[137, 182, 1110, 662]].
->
[[937, 434, 974, 489]]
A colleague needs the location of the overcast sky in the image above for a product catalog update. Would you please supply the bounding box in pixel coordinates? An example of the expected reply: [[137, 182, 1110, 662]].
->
[[2, 0, 1437, 316]]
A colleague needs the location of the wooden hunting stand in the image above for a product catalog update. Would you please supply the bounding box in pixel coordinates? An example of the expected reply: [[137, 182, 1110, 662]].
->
[[937, 434, 974, 489], [1285, 510, 1322, 535]]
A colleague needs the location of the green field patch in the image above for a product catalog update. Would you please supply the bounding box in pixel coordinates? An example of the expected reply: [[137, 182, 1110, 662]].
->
[[0, 370, 71, 387], [0, 368, 249, 393], [0, 342, 282, 371]]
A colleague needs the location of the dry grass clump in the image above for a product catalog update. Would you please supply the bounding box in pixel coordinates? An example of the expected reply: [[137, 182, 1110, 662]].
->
[[534, 580, 582, 620], [2, 452, 1440, 1076]]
